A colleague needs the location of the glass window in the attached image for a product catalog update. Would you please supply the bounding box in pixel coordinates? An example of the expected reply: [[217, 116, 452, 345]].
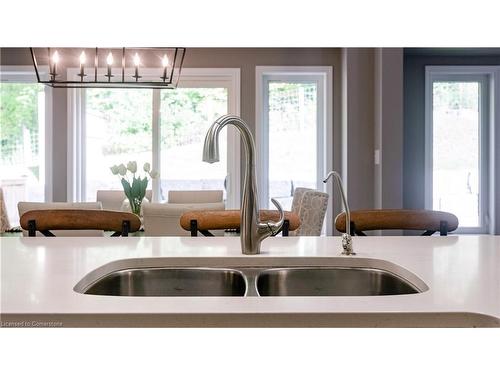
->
[[267, 81, 318, 210], [159, 88, 228, 200], [0, 82, 45, 227], [85, 89, 152, 202], [81, 81, 233, 204]]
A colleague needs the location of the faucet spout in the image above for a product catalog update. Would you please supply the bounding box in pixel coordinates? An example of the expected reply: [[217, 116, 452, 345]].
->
[[323, 171, 355, 255], [202, 120, 222, 163], [203, 115, 284, 255]]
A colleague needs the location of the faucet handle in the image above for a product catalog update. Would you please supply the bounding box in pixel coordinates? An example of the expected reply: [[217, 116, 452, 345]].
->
[[266, 198, 285, 235]]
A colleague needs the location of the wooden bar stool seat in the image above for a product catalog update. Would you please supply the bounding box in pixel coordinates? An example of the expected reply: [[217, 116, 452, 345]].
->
[[20, 209, 142, 237], [335, 209, 459, 236]]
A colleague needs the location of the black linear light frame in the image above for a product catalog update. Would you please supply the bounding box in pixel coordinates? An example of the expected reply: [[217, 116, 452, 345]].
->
[[30, 47, 186, 89]]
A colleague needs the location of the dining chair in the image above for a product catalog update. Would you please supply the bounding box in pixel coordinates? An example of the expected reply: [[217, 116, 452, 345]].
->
[[142, 201, 225, 236], [0, 187, 11, 232], [167, 190, 224, 204], [290, 187, 329, 236], [335, 209, 459, 236], [19, 209, 141, 237]]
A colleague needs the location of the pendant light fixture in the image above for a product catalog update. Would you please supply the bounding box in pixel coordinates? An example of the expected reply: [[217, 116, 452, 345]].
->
[[30, 47, 186, 89]]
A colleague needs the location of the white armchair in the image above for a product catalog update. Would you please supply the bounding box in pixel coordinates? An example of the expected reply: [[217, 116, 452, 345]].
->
[[17, 201, 104, 237], [142, 201, 225, 236]]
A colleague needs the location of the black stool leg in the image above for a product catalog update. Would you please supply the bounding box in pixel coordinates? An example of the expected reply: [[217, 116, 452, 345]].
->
[[190, 220, 198, 237], [282, 219, 289, 237], [28, 220, 36, 237], [122, 220, 130, 237], [439, 220, 448, 236]]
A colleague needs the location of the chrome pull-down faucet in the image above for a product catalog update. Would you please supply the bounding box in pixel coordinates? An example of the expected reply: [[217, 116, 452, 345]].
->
[[323, 171, 355, 255], [203, 115, 284, 255]]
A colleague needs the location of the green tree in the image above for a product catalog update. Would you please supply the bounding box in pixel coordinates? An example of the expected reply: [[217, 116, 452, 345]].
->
[[0, 83, 43, 160], [160, 88, 227, 149], [86, 89, 153, 155]]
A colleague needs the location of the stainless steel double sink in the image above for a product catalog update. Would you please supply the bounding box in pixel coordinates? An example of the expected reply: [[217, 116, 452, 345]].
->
[[76, 266, 423, 297]]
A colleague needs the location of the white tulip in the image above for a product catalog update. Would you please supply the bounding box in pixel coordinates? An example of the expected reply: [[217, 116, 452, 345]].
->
[[110, 165, 119, 175], [127, 161, 137, 174], [117, 164, 127, 176], [149, 170, 159, 179], [143, 162, 151, 173]]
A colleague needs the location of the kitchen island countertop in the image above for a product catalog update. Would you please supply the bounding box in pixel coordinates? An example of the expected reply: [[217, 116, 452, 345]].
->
[[1, 235, 499, 327]]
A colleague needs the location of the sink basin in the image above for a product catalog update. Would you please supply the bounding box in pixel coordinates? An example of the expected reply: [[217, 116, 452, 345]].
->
[[76, 261, 425, 298], [256, 267, 420, 296], [82, 268, 247, 297]]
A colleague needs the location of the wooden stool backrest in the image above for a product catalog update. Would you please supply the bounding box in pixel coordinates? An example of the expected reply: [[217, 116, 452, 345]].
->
[[20, 209, 141, 237], [335, 209, 459, 236]]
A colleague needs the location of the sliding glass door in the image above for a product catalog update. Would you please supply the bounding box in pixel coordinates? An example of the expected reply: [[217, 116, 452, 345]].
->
[[256, 69, 330, 213], [426, 68, 490, 233], [256, 67, 332, 234]]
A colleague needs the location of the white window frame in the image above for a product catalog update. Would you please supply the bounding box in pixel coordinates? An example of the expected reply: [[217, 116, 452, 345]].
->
[[425, 65, 500, 234], [255, 66, 333, 235], [67, 68, 241, 207], [0, 65, 53, 202]]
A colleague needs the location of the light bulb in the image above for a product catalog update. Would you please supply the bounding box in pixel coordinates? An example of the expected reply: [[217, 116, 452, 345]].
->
[[106, 52, 114, 65], [162, 54, 169, 67], [79, 51, 86, 65], [52, 50, 60, 64], [133, 53, 141, 66]]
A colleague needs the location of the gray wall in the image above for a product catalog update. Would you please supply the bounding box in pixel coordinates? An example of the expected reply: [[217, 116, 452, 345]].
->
[[374, 49, 403, 210], [341, 48, 404, 213], [403, 48, 500, 233], [341, 48, 375, 210], [51, 88, 67, 201]]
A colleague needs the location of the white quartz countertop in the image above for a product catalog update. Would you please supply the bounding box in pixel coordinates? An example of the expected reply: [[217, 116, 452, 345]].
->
[[1, 235, 499, 327]]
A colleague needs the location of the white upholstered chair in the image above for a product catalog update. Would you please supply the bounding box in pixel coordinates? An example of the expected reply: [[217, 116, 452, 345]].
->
[[142, 201, 225, 236], [167, 190, 223, 204], [17, 201, 104, 237], [289, 187, 329, 236], [0, 187, 10, 232], [96, 190, 152, 211]]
